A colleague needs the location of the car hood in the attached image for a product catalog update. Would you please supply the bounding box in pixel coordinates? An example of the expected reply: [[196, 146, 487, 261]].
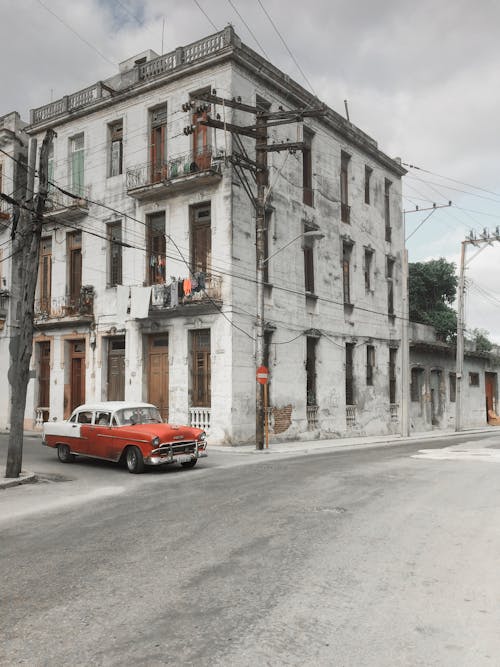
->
[[122, 423, 204, 442]]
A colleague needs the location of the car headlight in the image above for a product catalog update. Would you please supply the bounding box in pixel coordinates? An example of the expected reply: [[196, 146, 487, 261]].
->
[[199, 431, 207, 441], [152, 436, 160, 447]]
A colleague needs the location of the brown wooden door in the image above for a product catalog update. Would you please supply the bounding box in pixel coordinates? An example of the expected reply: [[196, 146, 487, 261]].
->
[[485, 372, 497, 419], [38, 341, 51, 422], [148, 335, 169, 421], [107, 337, 125, 401], [70, 340, 85, 411]]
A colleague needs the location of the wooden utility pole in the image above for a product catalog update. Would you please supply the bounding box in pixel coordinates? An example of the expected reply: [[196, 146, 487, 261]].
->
[[5, 130, 54, 478], [191, 93, 324, 449]]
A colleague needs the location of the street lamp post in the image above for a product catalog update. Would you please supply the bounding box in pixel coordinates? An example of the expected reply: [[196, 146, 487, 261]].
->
[[255, 229, 324, 450]]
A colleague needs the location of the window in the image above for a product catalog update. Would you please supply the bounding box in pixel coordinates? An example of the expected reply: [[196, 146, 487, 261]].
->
[[342, 242, 353, 305], [150, 104, 168, 183], [70, 134, 84, 196], [302, 130, 313, 206], [345, 343, 355, 405], [306, 337, 318, 406], [191, 204, 211, 274], [39, 237, 52, 311], [108, 222, 122, 286], [469, 372, 480, 387], [67, 231, 82, 304], [389, 348, 397, 403], [387, 257, 395, 316], [191, 329, 211, 407], [384, 178, 392, 242], [146, 212, 166, 285], [364, 166, 372, 205], [410, 367, 424, 402], [364, 248, 373, 291], [366, 345, 375, 386], [340, 151, 350, 222], [304, 231, 315, 293], [192, 103, 211, 170], [449, 372, 456, 402], [109, 121, 123, 177]]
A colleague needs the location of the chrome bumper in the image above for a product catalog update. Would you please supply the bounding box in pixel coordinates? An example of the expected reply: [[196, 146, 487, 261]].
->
[[145, 443, 207, 466]]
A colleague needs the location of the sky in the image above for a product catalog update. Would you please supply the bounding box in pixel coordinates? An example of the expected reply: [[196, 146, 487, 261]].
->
[[1, 0, 500, 340]]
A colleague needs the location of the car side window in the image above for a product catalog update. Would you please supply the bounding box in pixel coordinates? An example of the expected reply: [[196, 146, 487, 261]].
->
[[111, 415, 120, 427], [69, 413, 77, 423], [77, 411, 93, 424], [97, 412, 111, 426]]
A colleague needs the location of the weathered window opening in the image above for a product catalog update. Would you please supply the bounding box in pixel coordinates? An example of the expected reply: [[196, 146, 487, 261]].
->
[[191, 329, 211, 407], [108, 221, 122, 286], [345, 342, 355, 405], [340, 151, 350, 223], [146, 212, 166, 285], [366, 345, 375, 386]]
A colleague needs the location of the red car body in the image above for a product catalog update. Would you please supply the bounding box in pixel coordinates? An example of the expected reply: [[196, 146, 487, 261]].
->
[[42, 402, 208, 473]]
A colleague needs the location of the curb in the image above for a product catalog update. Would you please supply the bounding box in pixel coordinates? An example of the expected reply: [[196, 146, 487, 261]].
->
[[0, 471, 38, 490]]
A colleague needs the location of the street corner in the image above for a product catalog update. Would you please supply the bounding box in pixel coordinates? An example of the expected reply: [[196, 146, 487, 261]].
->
[[0, 470, 37, 489]]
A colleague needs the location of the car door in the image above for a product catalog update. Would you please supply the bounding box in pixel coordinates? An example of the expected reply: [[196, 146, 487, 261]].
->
[[93, 411, 119, 460]]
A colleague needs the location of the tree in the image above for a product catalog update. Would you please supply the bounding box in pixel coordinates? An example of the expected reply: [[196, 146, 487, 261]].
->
[[409, 258, 458, 342], [466, 328, 493, 352]]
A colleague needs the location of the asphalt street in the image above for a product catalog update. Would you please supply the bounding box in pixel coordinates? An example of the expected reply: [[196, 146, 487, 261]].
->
[[1, 432, 500, 666]]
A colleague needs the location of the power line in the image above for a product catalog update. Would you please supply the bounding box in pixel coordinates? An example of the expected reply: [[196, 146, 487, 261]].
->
[[36, 0, 116, 67], [227, 0, 270, 60], [403, 162, 500, 199], [192, 0, 218, 31]]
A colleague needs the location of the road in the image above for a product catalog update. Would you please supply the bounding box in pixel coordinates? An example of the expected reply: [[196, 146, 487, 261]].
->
[[1, 432, 500, 666]]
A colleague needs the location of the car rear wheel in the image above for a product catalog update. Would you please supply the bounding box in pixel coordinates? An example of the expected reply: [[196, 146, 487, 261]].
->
[[57, 444, 75, 463], [125, 446, 145, 474], [181, 459, 197, 468]]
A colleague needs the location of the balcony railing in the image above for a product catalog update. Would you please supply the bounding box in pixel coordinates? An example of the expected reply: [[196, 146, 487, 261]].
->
[[34, 287, 94, 321], [150, 273, 222, 312], [346, 405, 357, 427], [189, 407, 211, 432], [0, 198, 10, 221], [0, 290, 9, 319], [44, 185, 90, 219], [126, 149, 221, 198], [30, 28, 234, 126], [306, 405, 319, 430], [390, 403, 399, 422]]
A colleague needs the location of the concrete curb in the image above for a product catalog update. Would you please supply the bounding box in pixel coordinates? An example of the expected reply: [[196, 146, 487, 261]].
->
[[0, 471, 38, 489]]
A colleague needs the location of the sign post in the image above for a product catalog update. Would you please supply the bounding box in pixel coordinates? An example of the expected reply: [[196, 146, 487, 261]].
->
[[256, 366, 269, 448]]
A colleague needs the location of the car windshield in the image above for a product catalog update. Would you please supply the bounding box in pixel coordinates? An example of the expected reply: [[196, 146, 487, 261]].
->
[[115, 407, 162, 425]]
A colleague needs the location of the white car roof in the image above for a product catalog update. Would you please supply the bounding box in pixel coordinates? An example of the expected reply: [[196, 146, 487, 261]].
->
[[72, 402, 156, 413]]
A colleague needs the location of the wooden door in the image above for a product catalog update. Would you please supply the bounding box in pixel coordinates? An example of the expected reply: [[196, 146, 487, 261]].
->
[[148, 335, 169, 421], [485, 372, 497, 419], [38, 341, 51, 422], [70, 340, 85, 411], [107, 337, 125, 401]]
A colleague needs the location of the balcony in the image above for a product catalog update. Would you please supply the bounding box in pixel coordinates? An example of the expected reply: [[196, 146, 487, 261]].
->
[[346, 405, 357, 427], [306, 405, 319, 430], [148, 274, 222, 318], [34, 286, 94, 328], [126, 149, 222, 201], [0, 290, 9, 329], [44, 186, 90, 221]]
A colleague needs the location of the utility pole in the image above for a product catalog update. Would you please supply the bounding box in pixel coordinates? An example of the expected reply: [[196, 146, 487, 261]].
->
[[5, 129, 54, 478], [455, 227, 500, 432], [187, 92, 325, 449]]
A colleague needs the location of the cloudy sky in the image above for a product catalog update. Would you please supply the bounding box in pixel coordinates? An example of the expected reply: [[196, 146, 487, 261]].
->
[[2, 0, 500, 339]]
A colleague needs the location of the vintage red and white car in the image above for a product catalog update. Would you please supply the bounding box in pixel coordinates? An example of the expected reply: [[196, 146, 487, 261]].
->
[[42, 401, 208, 473]]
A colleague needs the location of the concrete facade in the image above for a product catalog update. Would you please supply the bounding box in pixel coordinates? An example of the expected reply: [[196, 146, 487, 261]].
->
[[1, 28, 407, 444], [409, 322, 500, 432]]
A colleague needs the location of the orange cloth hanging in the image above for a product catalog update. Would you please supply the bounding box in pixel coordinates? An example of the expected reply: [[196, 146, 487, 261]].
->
[[183, 277, 192, 296]]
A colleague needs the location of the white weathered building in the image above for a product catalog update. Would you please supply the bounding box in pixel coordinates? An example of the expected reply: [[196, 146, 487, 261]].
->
[[4, 28, 408, 444]]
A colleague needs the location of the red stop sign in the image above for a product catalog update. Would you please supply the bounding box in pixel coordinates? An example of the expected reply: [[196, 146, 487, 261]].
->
[[256, 365, 269, 385]]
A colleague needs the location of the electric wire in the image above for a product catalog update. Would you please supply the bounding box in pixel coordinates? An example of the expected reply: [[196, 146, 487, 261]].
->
[[192, 0, 219, 31]]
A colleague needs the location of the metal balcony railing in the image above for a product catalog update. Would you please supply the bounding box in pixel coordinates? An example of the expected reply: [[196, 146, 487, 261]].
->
[[44, 185, 90, 213], [150, 274, 222, 310], [126, 148, 219, 192], [390, 403, 399, 422], [34, 288, 94, 320], [346, 405, 357, 427], [306, 405, 319, 430]]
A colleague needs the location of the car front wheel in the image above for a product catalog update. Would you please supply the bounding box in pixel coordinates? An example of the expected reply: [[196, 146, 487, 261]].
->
[[125, 446, 145, 474], [181, 459, 197, 468], [57, 444, 75, 463]]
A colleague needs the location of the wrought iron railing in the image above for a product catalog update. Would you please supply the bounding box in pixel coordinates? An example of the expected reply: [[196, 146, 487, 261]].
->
[[150, 274, 221, 310], [0, 290, 9, 318], [306, 404, 319, 430], [189, 407, 211, 432], [346, 405, 357, 427], [34, 288, 94, 319], [44, 185, 90, 212], [126, 148, 219, 191], [390, 403, 399, 422]]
